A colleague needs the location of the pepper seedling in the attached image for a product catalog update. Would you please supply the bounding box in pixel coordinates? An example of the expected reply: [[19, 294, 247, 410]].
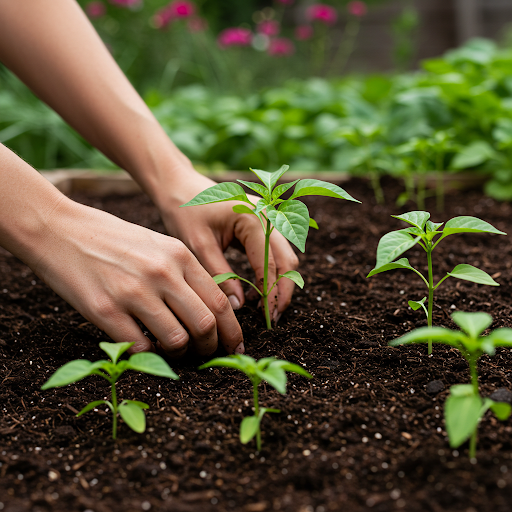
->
[[199, 354, 312, 451], [367, 211, 506, 354], [41, 342, 179, 439], [390, 312, 512, 459], [181, 165, 360, 329]]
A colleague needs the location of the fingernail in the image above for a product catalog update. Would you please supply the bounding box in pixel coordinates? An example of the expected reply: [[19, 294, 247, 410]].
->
[[234, 342, 245, 354], [228, 295, 241, 310]]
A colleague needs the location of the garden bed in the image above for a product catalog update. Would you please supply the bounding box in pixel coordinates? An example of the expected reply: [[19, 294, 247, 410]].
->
[[1, 178, 512, 512]]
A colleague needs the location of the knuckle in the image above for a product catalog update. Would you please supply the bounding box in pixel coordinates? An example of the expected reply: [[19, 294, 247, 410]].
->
[[147, 258, 171, 280], [196, 312, 217, 337], [170, 239, 192, 264], [90, 296, 120, 322], [210, 289, 232, 315], [289, 253, 299, 269], [166, 327, 189, 350]]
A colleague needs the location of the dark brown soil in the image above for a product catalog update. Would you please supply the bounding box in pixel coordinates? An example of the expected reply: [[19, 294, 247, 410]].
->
[[2, 178, 512, 512]]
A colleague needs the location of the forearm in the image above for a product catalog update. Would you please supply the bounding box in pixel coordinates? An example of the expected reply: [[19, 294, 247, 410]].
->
[[0, 0, 192, 205]]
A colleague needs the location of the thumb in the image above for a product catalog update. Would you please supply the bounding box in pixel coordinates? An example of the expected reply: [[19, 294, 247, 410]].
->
[[191, 236, 245, 311]]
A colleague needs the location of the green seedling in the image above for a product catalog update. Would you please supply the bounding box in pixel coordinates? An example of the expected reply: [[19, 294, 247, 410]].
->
[[390, 312, 512, 459], [199, 354, 312, 451], [367, 211, 506, 354], [181, 165, 360, 329], [41, 342, 179, 439]]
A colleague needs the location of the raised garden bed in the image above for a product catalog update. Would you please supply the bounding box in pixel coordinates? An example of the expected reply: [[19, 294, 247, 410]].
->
[[1, 177, 512, 512]]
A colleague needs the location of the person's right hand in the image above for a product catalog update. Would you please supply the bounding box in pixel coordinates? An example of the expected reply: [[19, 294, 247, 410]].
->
[[28, 196, 244, 357]]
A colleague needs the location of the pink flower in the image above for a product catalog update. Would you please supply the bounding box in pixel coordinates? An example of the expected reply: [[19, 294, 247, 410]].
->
[[306, 4, 337, 25], [187, 17, 208, 33], [257, 20, 280, 37], [86, 1, 106, 18], [348, 1, 367, 17], [109, 0, 140, 6], [217, 27, 253, 48], [268, 37, 295, 56], [167, 0, 195, 18], [295, 24, 313, 41]]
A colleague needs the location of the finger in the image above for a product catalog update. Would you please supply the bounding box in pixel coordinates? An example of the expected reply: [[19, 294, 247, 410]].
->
[[189, 232, 245, 311], [183, 262, 244, 355], [130, 300, 191, 358], [234, 216, 278, 323], [269, 229, 300, 319]]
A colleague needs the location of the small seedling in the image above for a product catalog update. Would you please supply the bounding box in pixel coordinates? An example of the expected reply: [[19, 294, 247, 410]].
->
[[199, 354, 312, 451], [391, 312, 512, 459], [41, 342, 179, 439], [367, 211, 506, 354], [181, 165, 360, 329]]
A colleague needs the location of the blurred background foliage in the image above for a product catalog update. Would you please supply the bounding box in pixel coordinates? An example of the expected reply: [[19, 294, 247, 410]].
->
[[2, 0, 512, 205]]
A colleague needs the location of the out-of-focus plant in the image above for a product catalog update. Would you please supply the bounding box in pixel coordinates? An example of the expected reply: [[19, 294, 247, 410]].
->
[[391, 3, 419, 70]]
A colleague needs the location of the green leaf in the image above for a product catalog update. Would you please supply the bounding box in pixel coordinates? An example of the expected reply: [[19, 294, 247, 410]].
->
[[451, 311, 492, 338], [240, 415, 260, 444], [272, 180, 300, 201], [236, 180, 268, 198], [269, 165, 290, 190], [199, 354, 255, 372], [391, 211, 430, 230], [232, 205, 256, 216], [451, 141, 496, 170], [290, 179, 360, 203], [447, 264, 499, 286], [76, 400, 109, 417], [119, 402, 146, 433], [41, 360, 95, 389], [180, 183, 252, 207], [213, 272, 241, 285], [99, 342, 135, 364], [250, 165, 289, 191], [367, 257, 418, 278], [442, 216, 506, 237], [269, 360, 313, 379], [445, 393, 483, 448], [390, 326, 464, 347], [489, 401, 512, 421], [266, 200, 309, 253], [309, 218, 319, 230], [122, 400, 149, 410], [279, 270, 304, 289], [450, 384, 474, 397], [126, 352, 179, 380], [260, 407, 280, 416], [257, 365, 287, 394], [426, 220, 444, 232], [486, 328, 512, 347], [408, 297, 426, 311], [255, 199, 267, 215], [374, 229, 420, 267]]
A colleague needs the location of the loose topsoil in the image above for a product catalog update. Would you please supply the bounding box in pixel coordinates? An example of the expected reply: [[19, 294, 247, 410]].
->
[[1, 178, 512, 512]]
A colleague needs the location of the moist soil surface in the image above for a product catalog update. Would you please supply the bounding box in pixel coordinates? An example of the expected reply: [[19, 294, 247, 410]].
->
[[1, 178, 512, 512]]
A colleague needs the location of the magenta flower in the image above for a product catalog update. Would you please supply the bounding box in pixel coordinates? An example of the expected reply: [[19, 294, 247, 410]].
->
[[306, 4, 337, 25], [109, 0, 140, 6], [86, 1, 106, 18], [187, 17, 208, 33], [167, 0, 195, 18], [268, 37, 295, 57], [218, 27, 253, 48], [348, 1, 367, 17], [295, 24, 313, 41], [257, 20, 280, 37]]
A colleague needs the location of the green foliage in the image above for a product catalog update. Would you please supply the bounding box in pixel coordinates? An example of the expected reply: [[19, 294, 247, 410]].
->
[[182, 165, 359, 328], [391, 312, 512, 458], [368, 211, 506, 354], [199, 354, 312, 450], [41, 342, 179, 439]]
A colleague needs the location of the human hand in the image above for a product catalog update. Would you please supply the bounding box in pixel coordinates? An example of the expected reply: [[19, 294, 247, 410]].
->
[[29, 197, 244, 357], [158, 170, 300, 324]]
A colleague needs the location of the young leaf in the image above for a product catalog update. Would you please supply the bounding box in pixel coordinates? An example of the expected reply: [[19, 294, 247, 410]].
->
[[269, 164, 290, 190], [279, 270, 304, 289], [390, 326, 463, 347], [442, 216, 506, 237], [41, 360, 95, 389], [266, 200, 309, 253], [257, 365, 287, 394], [272, 180, 300, 201], [426, 220, 444, 232], [76, 400, 109, 417], [486, 327, 512, 346], [309, 218, 319, 230], [408, 297, 427, 311], [392, 211, 430, 230], [213, 272, 241, 285], [236, 180, 269, 198], [374, 229, 420, 267], [180, 183, 252, 207], [290, 179, 360, 203], [122, 399, 150, 410], [232, 205, 257, 216], [449, 384, 474, 397], [250, 166, 289, 191], [489, 401, 512, 421], [255, 199, 267, 215], [199, 354, 254, 372], [446, 264, 500, 286], [99, 341, 134, 365], [367, 257, 418, 278], [445, 393, 483, 448], [240, 415, 260, 444], [126, 353, 179, 380], [269, 360, 313, 379], [451, 311, 492, 339], [119, 401, 146, 433]]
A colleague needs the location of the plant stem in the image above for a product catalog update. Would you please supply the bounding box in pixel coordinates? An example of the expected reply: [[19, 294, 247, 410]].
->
[[263, 218, 272, 330], [253, 382, 261, 452], [111, 381, 118, 440], [427, 247, 434, 355]]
